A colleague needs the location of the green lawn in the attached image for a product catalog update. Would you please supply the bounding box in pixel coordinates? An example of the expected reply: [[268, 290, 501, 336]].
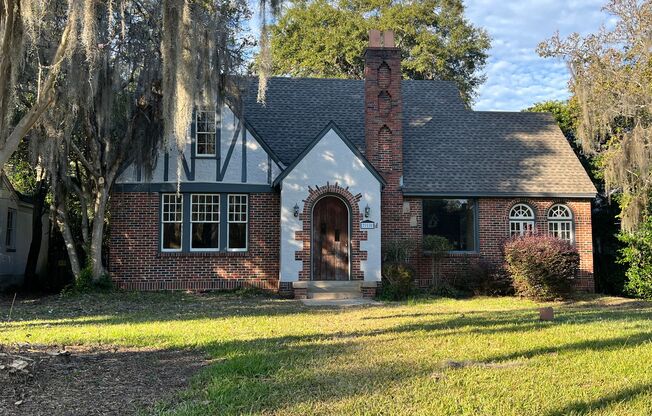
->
[[2, 292, 652, 415]]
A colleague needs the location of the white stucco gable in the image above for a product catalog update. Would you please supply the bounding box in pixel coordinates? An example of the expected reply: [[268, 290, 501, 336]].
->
[[277, 124, 384, 283]]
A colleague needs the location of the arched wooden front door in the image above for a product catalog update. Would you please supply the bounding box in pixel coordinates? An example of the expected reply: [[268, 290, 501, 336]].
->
[[312, 196, 350, 280]]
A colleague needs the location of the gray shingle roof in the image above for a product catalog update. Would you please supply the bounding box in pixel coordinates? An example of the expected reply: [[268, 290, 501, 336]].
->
[[242, 77, 596, 198]]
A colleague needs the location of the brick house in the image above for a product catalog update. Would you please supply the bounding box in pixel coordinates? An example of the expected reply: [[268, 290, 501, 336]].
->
[[110, 31, 596, 298]]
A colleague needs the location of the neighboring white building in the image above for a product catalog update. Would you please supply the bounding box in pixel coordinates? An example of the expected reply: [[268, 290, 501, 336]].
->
[[0, 174, 49, 289]]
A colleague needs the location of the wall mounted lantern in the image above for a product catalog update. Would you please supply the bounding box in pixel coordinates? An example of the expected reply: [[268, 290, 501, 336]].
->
[[293, 203, 300, 217], [364, 204, 371, 218]]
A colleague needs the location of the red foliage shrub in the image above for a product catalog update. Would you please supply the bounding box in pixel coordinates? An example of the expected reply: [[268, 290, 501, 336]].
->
[[503, 235, 579, 300]]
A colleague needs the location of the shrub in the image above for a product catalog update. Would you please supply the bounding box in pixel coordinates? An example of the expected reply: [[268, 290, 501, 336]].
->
[[619, 217, 652, 299], [383, 240, 415, 264], [423, 235, 453, 288], [466, 259, 514, 296], [422, 235, 453, 258], [63, 262, 114, 295], [380, 262, 415, 301], [503, 235, 579, 300], [428, 280, 467, 298]]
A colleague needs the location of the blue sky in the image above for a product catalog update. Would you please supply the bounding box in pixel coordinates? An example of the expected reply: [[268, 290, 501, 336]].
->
[[465, 0, 611, 111], [248, 1, 613, 111]]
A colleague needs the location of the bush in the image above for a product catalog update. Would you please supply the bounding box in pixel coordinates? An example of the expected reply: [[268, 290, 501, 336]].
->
[[423, 235, 453, 289], [503, 235, 579, 300], [619, 217, 652, 299], [63, 262, 114, 295], [380, 262, 415, 301], [466, 259, 514, 296], [422, 235, 453, 258], [383, 239, 414, 264], [427, 280, 467, 298]]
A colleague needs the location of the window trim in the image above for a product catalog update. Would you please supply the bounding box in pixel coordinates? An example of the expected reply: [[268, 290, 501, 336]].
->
[[227, 194, 248, 252], [5, 208, 16, 251], [194, 108, 217, 157], [547, 203, 575, 244], [508, 203, 536, 237], [161, 194, 183, 252], [189, 193, 221, 252], [422, 198, 479, 254]]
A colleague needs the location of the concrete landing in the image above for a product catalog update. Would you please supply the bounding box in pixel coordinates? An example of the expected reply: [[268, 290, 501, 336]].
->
[[301, 298, 380, 307], [306, 281, 362, 300]]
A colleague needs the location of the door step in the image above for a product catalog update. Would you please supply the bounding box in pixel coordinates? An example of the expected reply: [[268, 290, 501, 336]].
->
[[307, 281, 362, 300]]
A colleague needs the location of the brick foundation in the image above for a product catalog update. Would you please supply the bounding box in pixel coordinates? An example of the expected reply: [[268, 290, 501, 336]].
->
[[361, 282, 379, 298], [109, 192, 280, 291]]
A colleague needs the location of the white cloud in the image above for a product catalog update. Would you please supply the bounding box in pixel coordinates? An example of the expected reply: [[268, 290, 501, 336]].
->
[[466, 0, 609, 111]]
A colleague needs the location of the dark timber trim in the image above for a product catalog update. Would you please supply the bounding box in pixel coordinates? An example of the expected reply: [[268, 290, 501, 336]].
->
[[241, 122, 247, 183], [113, 183, 275, 193], [219, 119, 242, 181], [216, 102, 222, 182], [163, 153, 169, 182]]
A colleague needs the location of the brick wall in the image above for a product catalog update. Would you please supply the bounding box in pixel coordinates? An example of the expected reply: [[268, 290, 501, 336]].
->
[[108, 192, 280, 291], [404, 197, 594, 292]]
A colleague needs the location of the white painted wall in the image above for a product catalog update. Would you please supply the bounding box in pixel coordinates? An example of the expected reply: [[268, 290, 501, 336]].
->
[[279, 128, 382, 282], [116, 103, 279, 185], [0, 180, 49, 285]]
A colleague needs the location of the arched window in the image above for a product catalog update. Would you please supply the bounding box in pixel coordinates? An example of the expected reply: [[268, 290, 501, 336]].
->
[[547, 204, 574, 243], [509, 204, 535, 237]]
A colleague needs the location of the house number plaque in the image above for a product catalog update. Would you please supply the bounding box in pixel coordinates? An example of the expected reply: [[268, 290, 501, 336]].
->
[[360, 220, 376, 230]]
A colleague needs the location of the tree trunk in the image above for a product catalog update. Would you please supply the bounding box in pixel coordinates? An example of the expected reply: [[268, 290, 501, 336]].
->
[[52, 176, 81, 279], [90, 187, 110, 280], [55, 202, 81, 279], [23, 179, 48, 289]]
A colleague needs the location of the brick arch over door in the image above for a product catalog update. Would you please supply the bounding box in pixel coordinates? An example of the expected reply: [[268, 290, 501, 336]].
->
[[295, 182, 368, 281]]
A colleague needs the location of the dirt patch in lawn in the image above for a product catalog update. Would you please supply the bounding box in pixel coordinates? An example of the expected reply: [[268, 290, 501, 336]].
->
[[0, 344, 210, 416]]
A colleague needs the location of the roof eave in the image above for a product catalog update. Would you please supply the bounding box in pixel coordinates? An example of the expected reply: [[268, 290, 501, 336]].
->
[[402, 190, 597, 199]]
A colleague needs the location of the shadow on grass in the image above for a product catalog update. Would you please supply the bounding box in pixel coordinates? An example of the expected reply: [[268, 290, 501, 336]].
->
[[481, 331, 652, 364], [161, 322, 652, 414], [6, 294, 652, 343], [4, 293, 652, 414], [543, 383, 652, 416], [164, 332, 432, 414]]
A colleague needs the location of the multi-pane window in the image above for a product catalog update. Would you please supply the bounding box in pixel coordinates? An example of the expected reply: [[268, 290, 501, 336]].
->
[[509, 204, 535, 237], [5, 208, 16, 249], [228, 194, 248, 251], [195, 109, 216, 156], [161, 194, 183, 251], [548, 204, 573, 243], [191, 194, 220, 250], [423, 199, 476, 251]]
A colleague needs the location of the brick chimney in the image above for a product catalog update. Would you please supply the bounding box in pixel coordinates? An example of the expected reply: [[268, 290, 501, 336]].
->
[[364, 30, 406, 245], [364, 29, 402, 180]]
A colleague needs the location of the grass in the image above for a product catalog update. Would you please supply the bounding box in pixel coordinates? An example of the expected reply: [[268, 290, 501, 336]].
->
[[2, 291, 652, 415]]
